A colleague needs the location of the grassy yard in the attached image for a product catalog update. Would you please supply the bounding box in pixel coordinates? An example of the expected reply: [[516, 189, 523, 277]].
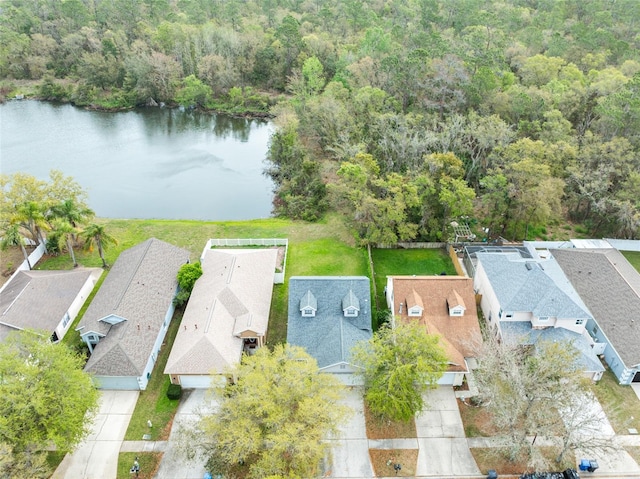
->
[[591, 368, 640, 434], [124, 310, 183, 441], [369, 449, 418, 477], [622, 250, 640, 273], [117, 452, 163, 479], [370, 247, 457, 312]]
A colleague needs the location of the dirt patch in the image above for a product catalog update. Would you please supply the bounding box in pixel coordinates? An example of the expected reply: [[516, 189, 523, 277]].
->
[[369, 449, 418, 477], [0, 245, 36, 287], [457, 399, 499, 437], [470, 446, 575, 475], [364, 403, 417, 439]]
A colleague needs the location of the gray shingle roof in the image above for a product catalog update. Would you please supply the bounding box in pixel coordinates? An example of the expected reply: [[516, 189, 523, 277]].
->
[[287, 277, 372, 369], [0, 269, 101, 338], [78, 238, 190, 376], [500, 321, 604, 373], [477, 253, 592, 320], [552, 248, 640, 368]]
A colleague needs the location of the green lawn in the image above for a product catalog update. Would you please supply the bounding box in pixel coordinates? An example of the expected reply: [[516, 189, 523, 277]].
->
[[117, 452, 163, 479], [591, 368, 640, 434], [622, 251, 640, 273], [370, 247, 457, 315], [124, 310, 183, 441]]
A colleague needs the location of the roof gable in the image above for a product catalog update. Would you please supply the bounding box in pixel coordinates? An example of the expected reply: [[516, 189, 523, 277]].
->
[[287, 277, 372, 368], [165, 248, 278, 376], [388, 276, 482, 369], [477, 253, 592, 320]]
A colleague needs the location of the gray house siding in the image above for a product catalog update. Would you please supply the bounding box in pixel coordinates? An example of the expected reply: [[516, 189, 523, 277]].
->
[[93, 376, 140, 390]]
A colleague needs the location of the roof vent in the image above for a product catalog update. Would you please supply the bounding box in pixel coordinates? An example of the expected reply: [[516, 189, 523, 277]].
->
[[525, 262, 533, 270]]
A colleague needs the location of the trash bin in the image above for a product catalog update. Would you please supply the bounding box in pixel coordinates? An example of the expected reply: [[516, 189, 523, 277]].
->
[[579, 459, 590, 471], [487, 469, 498, 479], [587, 460, 598, 472]]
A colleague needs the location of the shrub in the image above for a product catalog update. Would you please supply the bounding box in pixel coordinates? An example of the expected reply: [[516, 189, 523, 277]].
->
[[166, 383, 182, 400]]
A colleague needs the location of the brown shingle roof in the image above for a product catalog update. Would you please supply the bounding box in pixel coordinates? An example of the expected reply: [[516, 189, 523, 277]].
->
[[165, 248, 277, 376], [552, 248, 640, 368], [389, 276, 482, 372]]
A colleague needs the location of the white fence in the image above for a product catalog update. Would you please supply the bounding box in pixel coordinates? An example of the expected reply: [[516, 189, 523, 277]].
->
[[201, 238, 288, 284], [0, 242, 46, 295], [604, 238, 640, 252]]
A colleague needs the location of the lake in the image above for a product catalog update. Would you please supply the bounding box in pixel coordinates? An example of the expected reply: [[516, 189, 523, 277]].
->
[[0, 100, 274, 221]]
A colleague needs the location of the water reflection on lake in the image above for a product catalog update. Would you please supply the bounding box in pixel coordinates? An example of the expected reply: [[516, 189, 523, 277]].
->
[[0, 101, 274, 220]]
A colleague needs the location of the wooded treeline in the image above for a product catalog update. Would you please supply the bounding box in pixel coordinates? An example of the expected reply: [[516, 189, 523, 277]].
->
[[1, 0, 639, 241]]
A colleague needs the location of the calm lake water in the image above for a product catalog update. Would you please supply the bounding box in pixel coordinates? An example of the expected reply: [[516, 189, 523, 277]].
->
[[0, 100, 274, 220]]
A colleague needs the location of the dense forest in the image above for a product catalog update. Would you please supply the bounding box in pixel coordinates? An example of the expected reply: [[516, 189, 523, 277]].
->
[[1, 0, 639, 242]]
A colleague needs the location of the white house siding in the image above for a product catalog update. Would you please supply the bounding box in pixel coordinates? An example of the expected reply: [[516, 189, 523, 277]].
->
[[438, 372, 464, 386], [54, 270, 101, 341], [321, 363, 364, 386], [474, 263, 500, 326], [94, 376, 140, 390]]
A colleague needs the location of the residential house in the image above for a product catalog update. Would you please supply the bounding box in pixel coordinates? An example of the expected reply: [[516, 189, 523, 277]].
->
[[474, 252, 604, 380], [553, 248, 640, 385], [0, 268, 102, 343], [385, 276, 483, 386], [287, 276, 372, 385], [165, 247, 278, 388], [76, 238, 190, 390]]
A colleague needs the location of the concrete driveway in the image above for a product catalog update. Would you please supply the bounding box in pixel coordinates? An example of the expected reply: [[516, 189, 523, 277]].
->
[[154, 388, 218, 479], [415, 387, 481, 476], [327, 387, 375, 478], [52, 390, 139, 479]]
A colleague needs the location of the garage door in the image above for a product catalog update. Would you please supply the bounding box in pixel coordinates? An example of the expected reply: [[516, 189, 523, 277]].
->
[[633, 371, 640, 383], [179, 375, 225, 388], [94, 376, 140, 390]]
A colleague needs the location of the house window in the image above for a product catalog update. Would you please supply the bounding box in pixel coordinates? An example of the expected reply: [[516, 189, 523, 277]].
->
[[408, 308, 422, 317], [344, 308, 358, 317], [576, 319, 584, 325], [302, 308, 315, 317], [592, 325, 599, 335], [62, 312, 71, 327], [505, 313, 513, 318], [538, 316, 549, 322]]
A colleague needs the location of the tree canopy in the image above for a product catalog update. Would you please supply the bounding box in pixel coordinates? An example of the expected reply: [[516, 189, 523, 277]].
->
[[0, 330, 99, 457], [2, 1, 640, 239], [181, 344, 349, 479], [352, 321, 448, 422], [473, 336, 613, 470]]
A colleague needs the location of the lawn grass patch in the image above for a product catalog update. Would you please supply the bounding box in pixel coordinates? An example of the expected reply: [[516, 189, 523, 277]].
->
[[370, 247, 456, 311], [124, 310, 183, 441], [369, 449, 417, 476], [117, 452, 163, 479], [622, 251, 640, 273], [591, 368, 640, 434], [364, 403, 417, 439], [470, 446, 574, 475]]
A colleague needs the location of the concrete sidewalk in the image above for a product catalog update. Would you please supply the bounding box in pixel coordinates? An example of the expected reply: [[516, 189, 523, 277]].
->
[[52, 390, 139, 479]]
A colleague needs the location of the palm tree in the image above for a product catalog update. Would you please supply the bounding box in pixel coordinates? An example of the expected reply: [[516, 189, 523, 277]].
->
[[13, 201, 49, 253], [51, 219, 79, 267], [0, 224, 31, 269], [81, 223, 118, 268], [49, 199, 95, 245]]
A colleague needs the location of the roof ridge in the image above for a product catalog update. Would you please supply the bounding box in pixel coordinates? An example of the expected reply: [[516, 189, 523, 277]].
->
[[113, 239, 154, 310]]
